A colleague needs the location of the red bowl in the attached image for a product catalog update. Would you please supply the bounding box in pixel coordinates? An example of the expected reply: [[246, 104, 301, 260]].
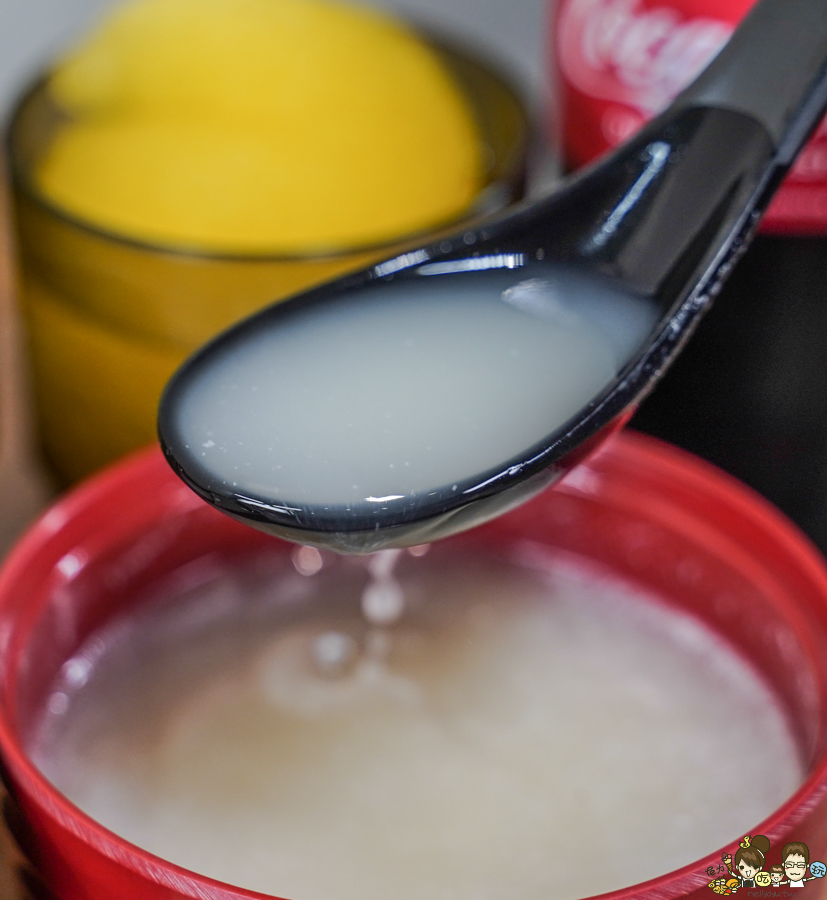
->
[[1, 431, 827, 900]]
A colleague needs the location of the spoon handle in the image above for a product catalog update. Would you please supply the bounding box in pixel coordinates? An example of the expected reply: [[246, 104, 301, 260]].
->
[[676, 0, 827, 154]]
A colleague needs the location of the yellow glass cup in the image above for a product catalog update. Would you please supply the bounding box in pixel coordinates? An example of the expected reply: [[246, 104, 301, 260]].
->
[[6, 37, 528, 485]]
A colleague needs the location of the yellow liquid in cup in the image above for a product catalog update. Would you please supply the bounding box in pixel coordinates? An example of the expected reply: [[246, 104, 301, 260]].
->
[[12, 0, 504, 482], [37, 0, 482, 253]]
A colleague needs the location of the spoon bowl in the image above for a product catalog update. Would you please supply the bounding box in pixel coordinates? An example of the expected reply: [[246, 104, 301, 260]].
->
[[159, 0, 827, 553]]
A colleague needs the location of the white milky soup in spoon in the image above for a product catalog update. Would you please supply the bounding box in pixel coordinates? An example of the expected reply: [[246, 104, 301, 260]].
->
[[32, 544, 801, 900], [167, 264, 658, 508]]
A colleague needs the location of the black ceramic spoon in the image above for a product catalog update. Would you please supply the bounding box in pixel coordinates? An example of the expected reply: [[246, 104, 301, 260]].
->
[[159, 0, 827, 553]]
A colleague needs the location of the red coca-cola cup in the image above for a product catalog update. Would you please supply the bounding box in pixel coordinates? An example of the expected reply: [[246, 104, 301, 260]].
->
[[553, 0, 827, 234], [1, 433, 827, 899], [551, 0, 827, 552]]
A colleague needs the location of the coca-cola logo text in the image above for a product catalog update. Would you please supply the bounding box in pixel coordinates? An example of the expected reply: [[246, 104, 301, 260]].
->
[[557, 0, 732, 113]]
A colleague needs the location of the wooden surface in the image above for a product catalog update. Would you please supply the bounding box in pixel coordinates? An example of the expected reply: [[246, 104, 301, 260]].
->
[[0, 161, 54, 900]]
